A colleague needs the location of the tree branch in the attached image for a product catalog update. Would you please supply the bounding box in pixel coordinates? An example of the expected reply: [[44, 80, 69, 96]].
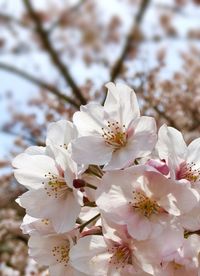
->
[[0, 128, 44, 146], [48, 0, 84, 34], [23, 0, 87, 106], [0, 62, 79, 108], [110, 0, 151, 82], [102, 0, 151, 104], [0, 12, 31, 29]]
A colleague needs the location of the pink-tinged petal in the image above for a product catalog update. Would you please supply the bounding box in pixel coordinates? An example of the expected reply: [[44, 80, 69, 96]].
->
[[21, 215, 55, 236], [104, 144, 138, 170], [167, 185, 199, 215], [103, 82, 119, 116], [180, 204, 200, 231], [49, 263, 73, 276], [19, 189, 80, 233], [105, 82, 140, 124], [46, 120, 77, 148], [73, 102, 105, 136], [96, 182, 131, 224], [28, 235, 60, 266], [116, 83, 140, 123], [146, 159, 169, 175], [146, 171, 199, 215], [51, 192, 81, 233], [70, 235, 110, 276], [129, 116, 157, 155], [157, 124, 187, 160], [144, 171, 173, 199], [126, 213, 152, 240], [187, 137, 200, 167], [72, 136, 112, 165], [13, 153, 58, 189]]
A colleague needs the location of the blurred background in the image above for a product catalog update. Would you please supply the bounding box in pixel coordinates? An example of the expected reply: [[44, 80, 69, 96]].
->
[[0, 0, 200, 274]]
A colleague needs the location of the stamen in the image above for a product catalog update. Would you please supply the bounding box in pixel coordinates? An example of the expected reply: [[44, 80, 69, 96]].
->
[[108, 243, 132, 269], [43, 172, 70, 198], [177, 161, 200, 182], [102, 121, 127, 150], [51, 242, 70, 267], [129, 191, 162, 218], [41, 219, 50, 225], [59, 143, 68, 149]]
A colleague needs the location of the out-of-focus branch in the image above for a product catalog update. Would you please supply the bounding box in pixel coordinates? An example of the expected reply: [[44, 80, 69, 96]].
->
[[48, 0, 84, 33], [23, 0, 87, 106], [110, 0, 151, 82], [0, 12, 31, 29], [102, 0, 151, 104], [0, 128, 45, 146], [151, 105, 177, 128], [0, 62, 79, 108]]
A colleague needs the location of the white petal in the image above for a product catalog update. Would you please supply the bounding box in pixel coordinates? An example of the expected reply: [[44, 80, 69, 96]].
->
[[105, 82, 140, 124], [46, 120, 77, 148], [70, 235, 110, 276], [73, 102, 105, 136], [72, 136, 112, 165], [13, 153, 58, 189], [187, 137, 200, 167], [157, 124, 187, 160]]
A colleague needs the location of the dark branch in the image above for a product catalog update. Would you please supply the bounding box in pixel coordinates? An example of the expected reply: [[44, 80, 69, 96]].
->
[[0, 12, 31, 29], [110, 0, 151, 82], [151, 105, 177, 128], [23, 0, 87, 106], [102, 0, 151, 104], [0, 62, 79, 108], [0, 128, 44, 146], [48, 0, 84, 33]]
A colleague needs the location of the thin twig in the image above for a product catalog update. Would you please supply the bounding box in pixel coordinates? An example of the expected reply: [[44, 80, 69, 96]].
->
[[0, 62, 79, 108], [79, 213, 100, 232], [0, 12, 31, 29], [102, 0, 151, 104], [0, 128, 44, 146], [23, 0, 87, 106], [111, 0, 151, 82], [48, 0, 84, 33]]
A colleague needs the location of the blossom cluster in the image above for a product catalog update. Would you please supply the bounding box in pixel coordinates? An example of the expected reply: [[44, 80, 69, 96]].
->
[[13, 82, 200, 276]]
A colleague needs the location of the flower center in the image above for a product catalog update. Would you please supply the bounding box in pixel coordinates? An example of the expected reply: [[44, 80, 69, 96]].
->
[[108, 243, 132, 269], [52, 243, 70, 267], [59, 143, 68, 149], [102, 121, 127, 150], [172, 261, 183, 270], [177, 161, 200, 183], [41, 219, 50, 225], [130, 191, 162, 218], [43, 172, 70, 198]]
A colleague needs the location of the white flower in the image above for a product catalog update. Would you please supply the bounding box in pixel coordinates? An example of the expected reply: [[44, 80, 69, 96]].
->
[[156, 124, 200, 184], [29, 233, 88, 276], [96, 167, 198, 240], [21, 215, 55, 236], [72, 82, 157, 170], [14, 150, 83, 233], [70, 220, 151, 276]]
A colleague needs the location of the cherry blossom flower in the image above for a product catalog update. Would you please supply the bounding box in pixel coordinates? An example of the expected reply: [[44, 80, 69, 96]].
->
[[96, 167, 199, 240], [14, 150, 83, 233], [21, 215, 55, 236], [156, 124, 200, 185], [70, 220, 151, 276], [29, 233, 88, 276], [46, 120, 78, 151], [151, 234, 200, 276], [72, 82, 157, 170]]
